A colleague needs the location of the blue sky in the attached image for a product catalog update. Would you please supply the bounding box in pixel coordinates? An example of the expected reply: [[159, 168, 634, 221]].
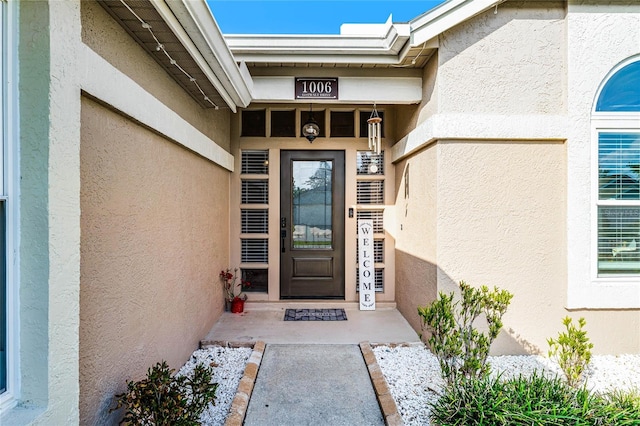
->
[[207, 0, 447, 34]]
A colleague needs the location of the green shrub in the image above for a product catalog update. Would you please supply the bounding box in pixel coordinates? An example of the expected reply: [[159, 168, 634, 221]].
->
[[547, 316, 593, 387], [418, 280, 513, 385], [112, 360, 218, 425], [430, 373, 640, 425]]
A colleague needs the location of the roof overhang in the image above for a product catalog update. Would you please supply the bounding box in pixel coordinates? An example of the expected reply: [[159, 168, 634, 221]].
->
[[410, 0, 504, 45], [226, 16, 415, 66], [98, 0, 252, 111], [224, 0, 504, 69], [163, 0, 252, 110]]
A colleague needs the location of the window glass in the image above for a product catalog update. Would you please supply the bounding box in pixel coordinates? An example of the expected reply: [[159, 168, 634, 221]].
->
[[596, 61, 640, 112], [330, 111, 354, 137], [598, 206, 640, 274], [241, 180, 268, 204], [241, 268, 268, 292], [292, 160, 333, 249], [598, 133, 640, 200], [0, 202, 5, 394], [241, 150, 268, 175], [241, 239, 268, 263], [597, 132, 640, 275], [356, 151, 384, 175], [241, 110, 266, 137], [0, 0, 6, 396], [241, 209, 268, 234], [270, 110, 295, 137]]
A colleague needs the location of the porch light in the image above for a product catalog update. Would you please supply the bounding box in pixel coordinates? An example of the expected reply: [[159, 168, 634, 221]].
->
[[367, 104, 382, 154], [302, 104, 320, 142]]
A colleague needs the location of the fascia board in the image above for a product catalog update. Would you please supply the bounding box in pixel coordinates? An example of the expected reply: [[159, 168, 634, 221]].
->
[[226, 25, 410, 63], [232, 53, 409, 65], [410, 0, 502, 46], [157, 0, 252, 109]]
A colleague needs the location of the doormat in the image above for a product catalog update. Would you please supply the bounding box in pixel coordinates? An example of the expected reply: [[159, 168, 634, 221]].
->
[[284, 308, 347, 321]]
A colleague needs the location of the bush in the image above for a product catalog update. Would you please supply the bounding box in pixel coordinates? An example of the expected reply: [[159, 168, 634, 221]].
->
[[112, 360, 218, 425], [418, 280, 513, 385], [430, 373, 640, 425], [547, 316, 593, 387]]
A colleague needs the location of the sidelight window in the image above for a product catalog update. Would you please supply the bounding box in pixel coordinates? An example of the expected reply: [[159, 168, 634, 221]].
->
[[240, 150, 269, 292]]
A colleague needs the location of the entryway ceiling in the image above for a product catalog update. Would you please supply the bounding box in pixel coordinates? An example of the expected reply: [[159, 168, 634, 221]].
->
[[98, 0, 234, 109]]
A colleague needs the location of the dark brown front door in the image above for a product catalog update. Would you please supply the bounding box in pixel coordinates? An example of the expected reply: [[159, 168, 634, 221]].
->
[[280, 150, 345, 298]]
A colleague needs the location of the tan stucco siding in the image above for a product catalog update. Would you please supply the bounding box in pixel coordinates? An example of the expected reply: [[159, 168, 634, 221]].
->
[[394, 53, 439, 141], [79, 97, 229, 424], [394, 140, 567, 353], [80, 0, 231, 150], [438, 1, 566, 115], [394, 145, 438, 333], [436, 140, 567, 354], [394, 139, 640, 354]]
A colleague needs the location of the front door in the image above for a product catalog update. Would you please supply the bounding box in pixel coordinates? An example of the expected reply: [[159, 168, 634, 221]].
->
[[280, 150, 345, 298]]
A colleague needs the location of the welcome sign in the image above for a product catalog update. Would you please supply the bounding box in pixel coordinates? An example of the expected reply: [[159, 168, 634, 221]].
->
[[358, 220, 376, 310]]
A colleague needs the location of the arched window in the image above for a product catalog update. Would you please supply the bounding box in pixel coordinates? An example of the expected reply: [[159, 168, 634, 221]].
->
[[596, 60, 640, 112], [594, 57, 640, 276]]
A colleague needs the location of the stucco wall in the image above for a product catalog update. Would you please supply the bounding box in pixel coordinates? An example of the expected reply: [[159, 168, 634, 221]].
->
[[394, 146, 438, 333], [18, 0, 52, 408], [392, 1, 640, 355], [9, 1, 83, 424], [79, 97, 229, 424], [438, 1, 566, 115], [80, 1, 231, 150], [394, 140, 582, 354], [394, 53, 439, 141], [436, 140, 567, 354]]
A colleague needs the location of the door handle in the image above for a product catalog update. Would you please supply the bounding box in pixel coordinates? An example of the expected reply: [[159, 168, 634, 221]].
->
[[281, 229, 286, 252]]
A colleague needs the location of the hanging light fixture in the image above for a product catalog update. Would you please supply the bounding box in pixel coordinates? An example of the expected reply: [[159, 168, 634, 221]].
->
[[367, 103, 382, 154], [302, 104, 320, 143]]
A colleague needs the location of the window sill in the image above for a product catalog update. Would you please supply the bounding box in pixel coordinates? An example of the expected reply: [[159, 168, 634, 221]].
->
[[0, 403, 46, 426], [567, 279, 640, 309]]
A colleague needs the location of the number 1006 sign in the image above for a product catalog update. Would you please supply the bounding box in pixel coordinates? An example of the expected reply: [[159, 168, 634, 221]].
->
[[295, 78, 338, 100]]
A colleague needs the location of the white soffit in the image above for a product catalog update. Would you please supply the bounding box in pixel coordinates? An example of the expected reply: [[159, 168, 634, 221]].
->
[[251, 76, 422, 104]]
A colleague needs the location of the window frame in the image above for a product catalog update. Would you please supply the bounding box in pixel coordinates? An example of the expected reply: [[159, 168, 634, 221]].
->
[[0, 0, 19, 412], [589, 55, 640, 299], [591, 121, 640, 280]]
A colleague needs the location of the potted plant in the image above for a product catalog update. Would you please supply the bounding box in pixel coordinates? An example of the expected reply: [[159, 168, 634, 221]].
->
[[219, 268, 251, 313]]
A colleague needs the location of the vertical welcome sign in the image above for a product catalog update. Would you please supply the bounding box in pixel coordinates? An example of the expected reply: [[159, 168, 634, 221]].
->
[[358, 220, 376, 310]]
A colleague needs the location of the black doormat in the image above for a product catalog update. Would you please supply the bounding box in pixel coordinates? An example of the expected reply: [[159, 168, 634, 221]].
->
[[284, 308, 347, 321]]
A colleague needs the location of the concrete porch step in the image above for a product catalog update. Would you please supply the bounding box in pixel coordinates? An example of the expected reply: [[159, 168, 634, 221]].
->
[[201, 307, 420, 347]]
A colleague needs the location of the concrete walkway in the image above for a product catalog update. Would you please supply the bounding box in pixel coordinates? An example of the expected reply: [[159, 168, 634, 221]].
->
[[207, 307, 416, 425], [243, 344, 384, 426]]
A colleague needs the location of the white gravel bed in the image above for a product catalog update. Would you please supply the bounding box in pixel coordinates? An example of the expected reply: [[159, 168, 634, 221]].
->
[[177, 346, 252, 426], [373, 344, 640, 426]]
